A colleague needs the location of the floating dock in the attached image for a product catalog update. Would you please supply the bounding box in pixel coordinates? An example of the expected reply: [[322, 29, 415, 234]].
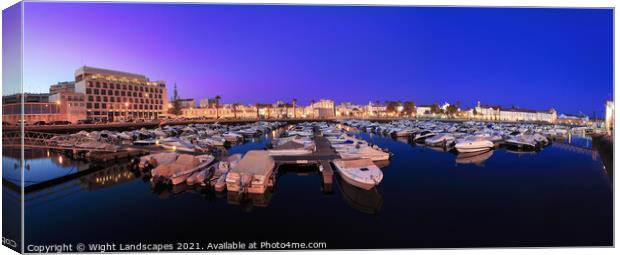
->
[[271, 135, 339, 191]]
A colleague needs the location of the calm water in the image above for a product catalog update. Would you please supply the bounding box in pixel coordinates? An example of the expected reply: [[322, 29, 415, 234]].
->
[[5, 130, 613, 249]]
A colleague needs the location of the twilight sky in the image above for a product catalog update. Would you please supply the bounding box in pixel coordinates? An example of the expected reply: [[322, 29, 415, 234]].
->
[[18, 3, 613, 116]]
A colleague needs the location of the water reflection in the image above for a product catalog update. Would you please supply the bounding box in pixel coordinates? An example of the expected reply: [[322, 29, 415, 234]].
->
[[335, 175, 383, 215], [455, 150, 493, 166]]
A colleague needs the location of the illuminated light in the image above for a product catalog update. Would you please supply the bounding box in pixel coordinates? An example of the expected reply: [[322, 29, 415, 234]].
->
[[155, 139, 160, 145], [58, 156, 63, 164], [125, 102, 129, 107], [172, 145, 177, 151], [56, 100, 61, 105]]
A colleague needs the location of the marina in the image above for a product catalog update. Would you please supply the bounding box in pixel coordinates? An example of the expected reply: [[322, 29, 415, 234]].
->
[[1, 119, 612, 248]]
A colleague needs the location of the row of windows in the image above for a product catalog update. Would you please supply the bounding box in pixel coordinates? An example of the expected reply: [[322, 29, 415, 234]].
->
[[85, 88, 163, 99], [3, 104, 61, 115], [87, 96, 163, 105], [86, 102, 163, 110], [60, 95, 85, 101], [87, 80, 164, 94], [87, 111, 159, 117]]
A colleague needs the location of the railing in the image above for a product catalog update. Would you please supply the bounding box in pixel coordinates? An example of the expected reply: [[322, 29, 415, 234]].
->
[[2, 131, 117, 152]]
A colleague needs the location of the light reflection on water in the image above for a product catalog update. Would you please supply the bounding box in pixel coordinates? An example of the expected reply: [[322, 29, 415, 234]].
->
[[7, 131, 613, 248]]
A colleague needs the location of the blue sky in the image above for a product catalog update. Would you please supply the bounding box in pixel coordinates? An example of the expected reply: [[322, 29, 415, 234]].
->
[[15, 3, 614, 116]]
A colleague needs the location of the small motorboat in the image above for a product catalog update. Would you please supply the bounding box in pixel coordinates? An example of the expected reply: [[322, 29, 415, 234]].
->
[[504, 134, 538, 151], [333, 159, 383, 190], [338, 146, 390, 161], [454, 136, 494, 153], [424, 133, 455, 147]]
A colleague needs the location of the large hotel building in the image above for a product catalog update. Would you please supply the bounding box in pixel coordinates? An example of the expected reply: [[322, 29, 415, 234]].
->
[[74, 66, 168, 121]]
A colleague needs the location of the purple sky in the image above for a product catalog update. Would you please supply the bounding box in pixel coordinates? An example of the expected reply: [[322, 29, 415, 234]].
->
[[18, 3, 613, 116]]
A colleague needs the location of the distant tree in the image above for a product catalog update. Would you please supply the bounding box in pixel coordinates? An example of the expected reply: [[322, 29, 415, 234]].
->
[[403, 101, 415, 117], [446, 104, 458, 117], [311, 99, 316, 119], [215, 95, 222, 119], [385, 101, 402, 115], [168, 83, 182, 116], [232, 103, 240, 119], [430, 103, 441, 114], [292, 98, 298, 119], [473, 108, 478, 116], [255, 103, 260, 119]]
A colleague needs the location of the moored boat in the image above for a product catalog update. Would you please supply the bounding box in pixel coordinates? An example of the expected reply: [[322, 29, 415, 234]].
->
[[333, 159, 383, 190]]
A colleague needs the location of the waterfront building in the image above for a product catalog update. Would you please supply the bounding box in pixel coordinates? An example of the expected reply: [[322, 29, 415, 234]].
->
[[182, 104, 259, 119], [2, 93, 50, 104], [605, 100, 614, 132], [199, 98, 218, 108], [498, 107, 557, 123], [336, 102, 366, 118], [49, 81, 75, 94], [366, 101, 387, 117], [270, 101, 296, 118], [557, 114, 589, 125], [474, 101, 501, 120], [2, 94, 80, 124], [49, 92, 87, 123], [311, 99, 336, 118], [74, 66, 168, 121], [1, 93, 74, 124], [178, 98, 196, 109], [474, 101, 556, 123], [416, 105, 432, 116]]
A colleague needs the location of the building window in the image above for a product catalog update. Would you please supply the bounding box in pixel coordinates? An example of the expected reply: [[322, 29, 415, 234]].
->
[[86, 88, 91, 94]]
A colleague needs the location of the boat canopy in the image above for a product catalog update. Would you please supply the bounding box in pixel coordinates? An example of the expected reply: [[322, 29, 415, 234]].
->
[[230, 150, 275, 176]]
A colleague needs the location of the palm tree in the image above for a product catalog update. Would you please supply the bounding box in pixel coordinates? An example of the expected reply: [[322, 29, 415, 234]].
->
[[292, 98, 298, 119], [255, 103, 260, 119], [311, 99, 316, 119], [215, 95, 221, 119], [232, 103, 239, 119]]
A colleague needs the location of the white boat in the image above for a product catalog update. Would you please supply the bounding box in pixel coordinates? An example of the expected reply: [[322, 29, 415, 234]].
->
[[393, 129, 415, 137], [198, 137, 226, 147], [339, 146, 390, 161], [413, 131, 435, 143], [222, 132, 244, 142], [504, 134, 538, 150], [454, 136, 494, 153], [159, 137, 204, 152], [133, 139, 157, 145], [151, 154, 214, 185], [226, 150, 275, 194], [333, 159, 383, 190], [169, 154, 215, 185], [424, 133, 455, 147]]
